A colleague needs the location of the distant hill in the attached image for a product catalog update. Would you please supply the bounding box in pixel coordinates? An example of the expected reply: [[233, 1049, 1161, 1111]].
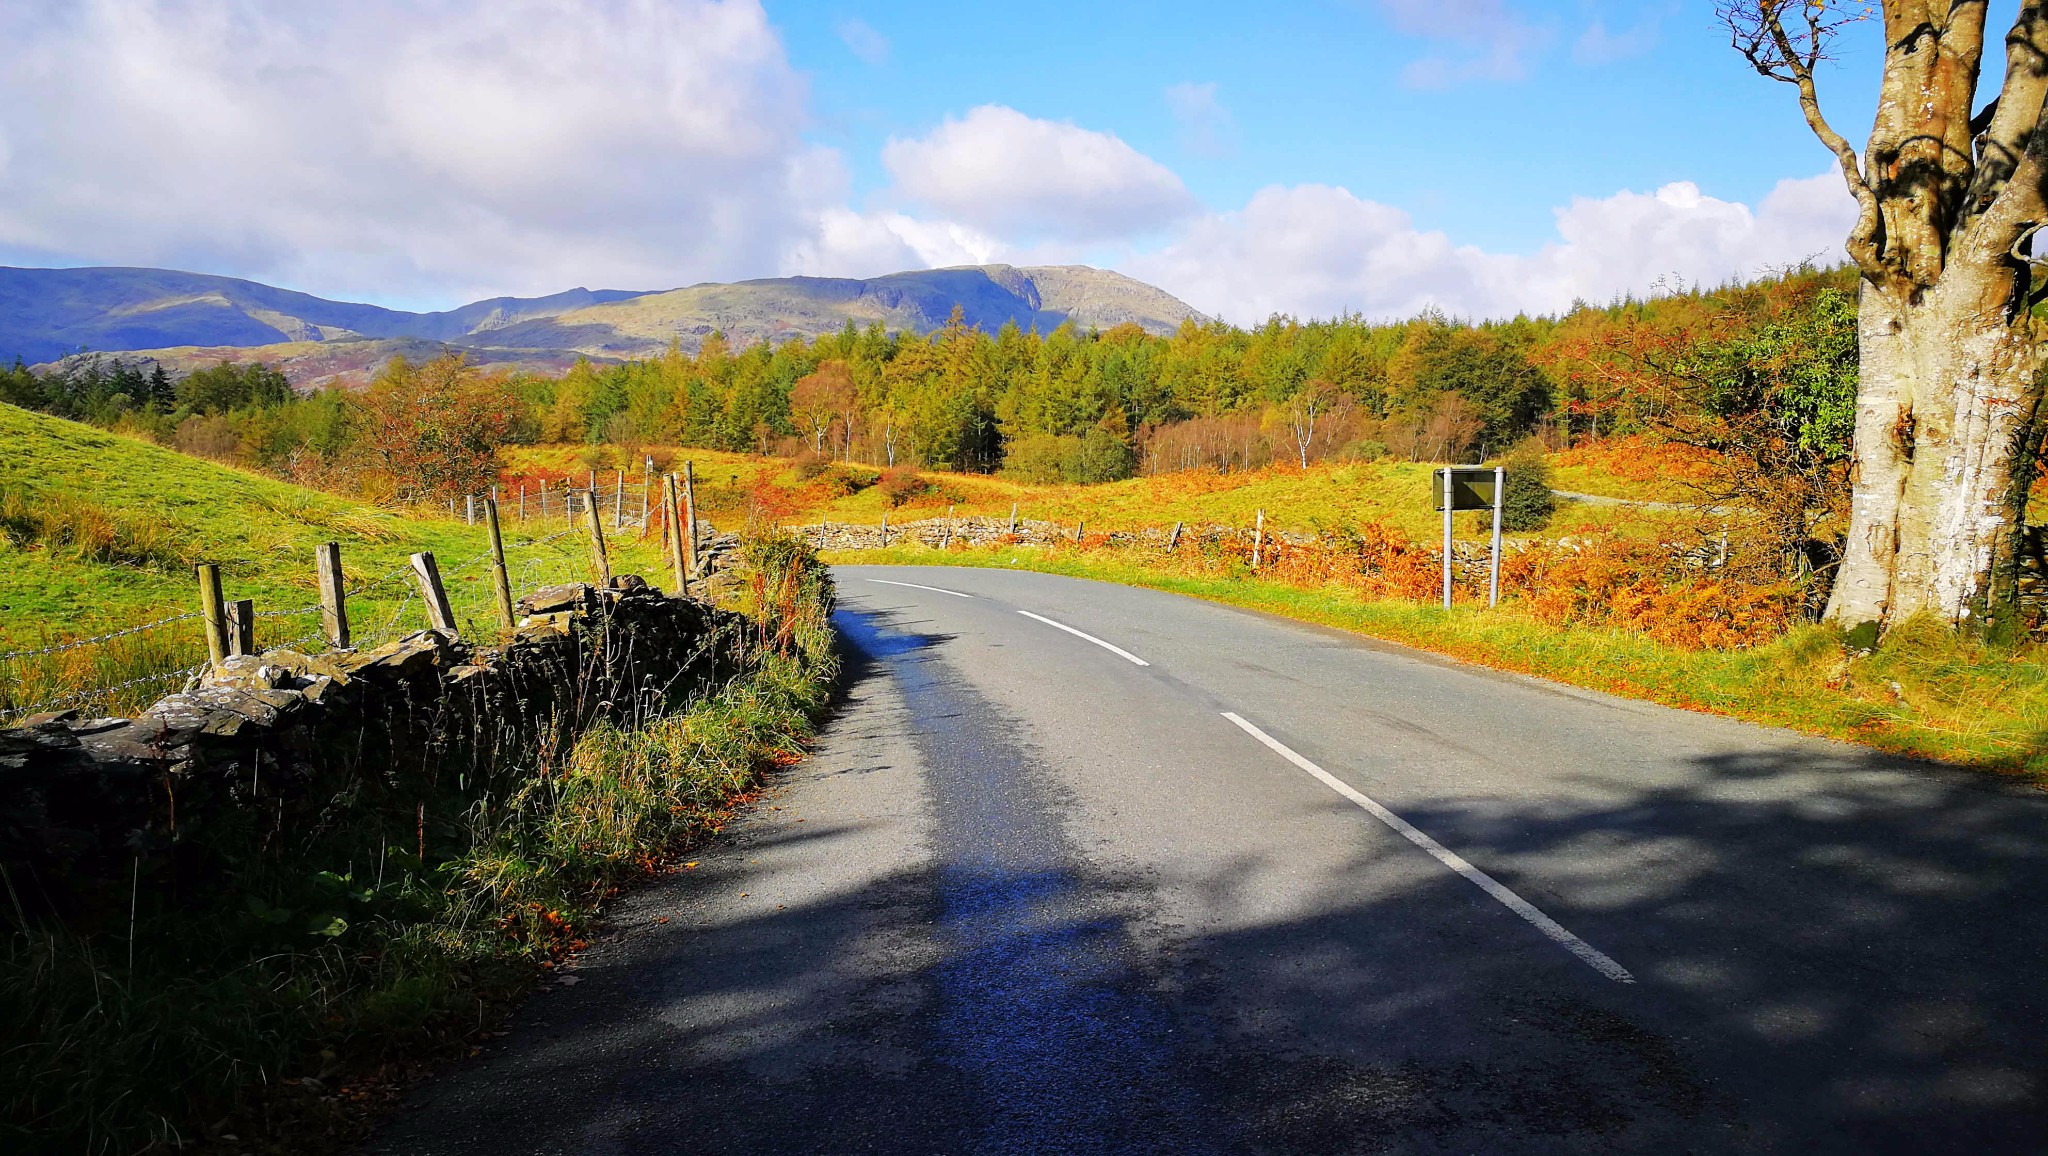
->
[[3, 263, 1206, 384]]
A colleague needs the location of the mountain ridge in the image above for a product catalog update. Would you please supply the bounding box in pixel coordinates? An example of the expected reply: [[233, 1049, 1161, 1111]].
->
[[2, 263, 1206, 383]]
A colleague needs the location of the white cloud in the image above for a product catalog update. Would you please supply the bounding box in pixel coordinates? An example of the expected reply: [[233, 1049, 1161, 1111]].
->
[[0, 0, 828, 306], [1125, 174, 1856, 325], [837, 17, 889, 66], [1573, 18, 1659, 65], [1375, 0, 1548, 87], [785, 209, 1005, 279], [881, 105, 1197, 242], [1164, 82, 1236, 158]]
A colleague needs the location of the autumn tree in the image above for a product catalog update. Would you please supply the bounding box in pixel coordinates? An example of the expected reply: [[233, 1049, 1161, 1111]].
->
[[1725, 2, 2048, 631], [357, 355, 520, 501], [790, 360, 856, 454]]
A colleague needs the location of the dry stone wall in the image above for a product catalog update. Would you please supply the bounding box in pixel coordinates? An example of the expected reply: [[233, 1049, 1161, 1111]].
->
[[1, 575, 747, 917]]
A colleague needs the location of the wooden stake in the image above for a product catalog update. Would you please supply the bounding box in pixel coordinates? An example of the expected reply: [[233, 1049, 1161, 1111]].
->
[[484, 498, 516, 630], [942, 505, 954, 549], [880, 511, 888, 547], [1252, 509, 1265, 570], [613, 469, 625, 530], [1167, 521, 1183, 552], [465, 494, 475, 525], [682, 462, 700, 578], [316, 542, 350, 648], [197, 563, 227, 668], [226, 599, 255, 657], [410, 552, 458, 635], [1009, 501, 1019, 534], [1075, 518, 1084, 542], [663, 474, 689, 597], [584, 489, 612, 586], [518, 485, 526, 521]]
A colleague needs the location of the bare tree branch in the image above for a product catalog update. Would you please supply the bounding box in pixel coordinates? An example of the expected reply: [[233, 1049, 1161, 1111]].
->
[[1721, 2, 1890, 281]]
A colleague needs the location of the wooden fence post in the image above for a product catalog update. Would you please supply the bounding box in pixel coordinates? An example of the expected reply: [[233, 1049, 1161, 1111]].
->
[[518, 485, 526, 521], [1167, 521, 1183, 552], [465, 494, 475, 525], [942, 505, 954, 549], [226, 599, 255, 657], [584, 489, 612, 586], [1252, 509, 1265, 570], [410, 552, 458, 635], [316, 542, 350, 648], [663, 474, 689, 597], [197, 563, 227, 668], [539, 478, 548, 520], [682, 462, 700, 578], [1009, 501, 1019, 534], [880, 511, 888, 547], [613, 469, 625, 531], [1075, 518, 1084, 542], [484, 499, 516, 630]]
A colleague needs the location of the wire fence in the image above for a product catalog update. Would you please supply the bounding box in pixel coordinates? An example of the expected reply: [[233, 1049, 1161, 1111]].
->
[[0, 492, 678, 724]]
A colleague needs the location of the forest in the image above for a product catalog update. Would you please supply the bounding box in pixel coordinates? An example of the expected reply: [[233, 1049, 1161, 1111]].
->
[[0, 263, 1861, 506]]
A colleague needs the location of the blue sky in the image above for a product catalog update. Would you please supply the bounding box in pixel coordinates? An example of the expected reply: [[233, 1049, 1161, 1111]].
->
[[0, 0, 1917, 322], [778, 0, 1875, 254]]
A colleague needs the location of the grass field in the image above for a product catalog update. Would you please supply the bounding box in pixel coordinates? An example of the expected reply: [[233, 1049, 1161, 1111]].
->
[[500, 441, 1694, 544], [0, 406, 679, 717]]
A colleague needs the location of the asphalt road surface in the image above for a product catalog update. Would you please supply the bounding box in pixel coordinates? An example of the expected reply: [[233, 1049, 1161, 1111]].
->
[[369, 565, 2048, 1154]]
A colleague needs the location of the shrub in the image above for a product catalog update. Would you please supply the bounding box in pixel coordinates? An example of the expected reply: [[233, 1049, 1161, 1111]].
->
[[877, 467, 931, 507], [1500, 444, 1557, 531], [790, 449, 831, 481]]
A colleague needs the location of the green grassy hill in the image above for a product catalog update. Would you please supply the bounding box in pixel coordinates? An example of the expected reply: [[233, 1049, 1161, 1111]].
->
[[0, 404, 672, 717]]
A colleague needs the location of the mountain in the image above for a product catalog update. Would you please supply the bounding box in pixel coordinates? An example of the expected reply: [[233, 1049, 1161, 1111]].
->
[[2, 264, 1207, 383]]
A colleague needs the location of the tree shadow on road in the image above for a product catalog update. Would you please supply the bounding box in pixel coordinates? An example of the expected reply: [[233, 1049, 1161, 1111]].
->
[[365, 614, 2048, 1156]]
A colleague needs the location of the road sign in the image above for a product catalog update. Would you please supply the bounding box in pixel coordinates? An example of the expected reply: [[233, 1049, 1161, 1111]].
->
[[1430, 467, 1498, 511], [1432, 466, 1507, 610]]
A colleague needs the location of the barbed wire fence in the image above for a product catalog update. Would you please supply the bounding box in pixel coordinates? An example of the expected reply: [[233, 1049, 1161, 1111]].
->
[[1, 485, 667, 724]]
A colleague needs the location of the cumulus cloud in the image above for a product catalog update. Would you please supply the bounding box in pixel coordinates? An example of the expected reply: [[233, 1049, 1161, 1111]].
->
[[881, 105, 1198, 242], [0, 0, 831, 306], [1125, 174, 1856, 325]]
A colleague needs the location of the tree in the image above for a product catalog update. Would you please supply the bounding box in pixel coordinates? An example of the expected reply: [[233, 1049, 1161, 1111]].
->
[[1284, 379, 1335, 469], [1725, 2, 2048, 631], [789, 361, 856, 454], [174, 361, 291, 413], [356, 355, 520, 501]]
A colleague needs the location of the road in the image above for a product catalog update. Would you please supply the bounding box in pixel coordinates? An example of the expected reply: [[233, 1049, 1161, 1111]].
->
[[369, 565, 2048, 1154]]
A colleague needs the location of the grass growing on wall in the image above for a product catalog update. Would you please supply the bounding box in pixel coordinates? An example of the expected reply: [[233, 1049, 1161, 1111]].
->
[[1, 535, 838, 1156], [824, 541, 2048, 782]]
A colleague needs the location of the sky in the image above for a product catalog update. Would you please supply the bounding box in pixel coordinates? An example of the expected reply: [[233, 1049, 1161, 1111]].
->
[[0, 0, 1916, 324]]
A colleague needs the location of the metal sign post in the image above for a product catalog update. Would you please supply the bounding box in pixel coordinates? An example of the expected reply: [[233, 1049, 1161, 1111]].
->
[[1442, 468, 1454, 609], [1432, 466, 1505, 610], [1489, 465, 1504, 608]]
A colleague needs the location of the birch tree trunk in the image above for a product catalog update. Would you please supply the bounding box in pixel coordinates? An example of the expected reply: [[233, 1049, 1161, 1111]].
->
[[1729, 1, 2048, 630]]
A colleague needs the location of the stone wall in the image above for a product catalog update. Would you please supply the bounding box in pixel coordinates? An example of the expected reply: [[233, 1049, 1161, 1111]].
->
[[0, 575, 748, 917]]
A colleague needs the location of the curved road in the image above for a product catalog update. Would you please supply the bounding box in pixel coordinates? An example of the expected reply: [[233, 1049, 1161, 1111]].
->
[[370, 566, 2048, 1154]]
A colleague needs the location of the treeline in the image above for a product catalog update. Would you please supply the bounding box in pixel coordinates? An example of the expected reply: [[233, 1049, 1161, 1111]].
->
[[1, 265, 1860, 521], [520, 264, 1860, 489]]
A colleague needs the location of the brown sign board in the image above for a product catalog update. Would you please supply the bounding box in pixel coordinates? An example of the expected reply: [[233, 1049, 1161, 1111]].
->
[[1430, 467, 1498, 512]]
